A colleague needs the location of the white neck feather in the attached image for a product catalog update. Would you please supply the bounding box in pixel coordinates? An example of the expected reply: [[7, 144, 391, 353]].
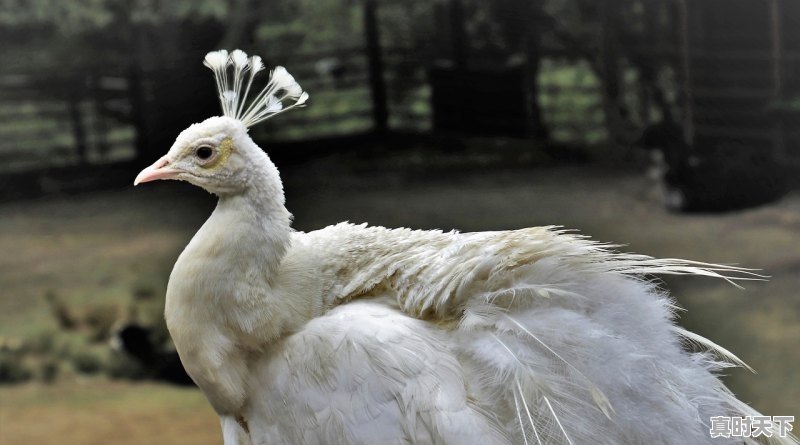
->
[[214, 150, 292, 278]]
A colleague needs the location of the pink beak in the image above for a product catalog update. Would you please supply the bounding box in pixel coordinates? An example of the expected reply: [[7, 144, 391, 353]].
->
[[134, 157, 181, 186]]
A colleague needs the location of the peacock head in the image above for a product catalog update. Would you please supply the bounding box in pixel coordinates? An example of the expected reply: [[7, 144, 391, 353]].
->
[[134, 49, 308, 197]]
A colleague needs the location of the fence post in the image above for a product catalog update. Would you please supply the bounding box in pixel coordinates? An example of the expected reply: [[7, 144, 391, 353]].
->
[[524, 0, 548, 141], [450, 0, 468, 69], [90, 73, 110, 161], [67, 86, 88, 165], [363, 0, 389, 135], [769, 0, 785, 161], [678, 0, 694, 146], [599, 0, 622, 147], [128, 64, 149, 164]]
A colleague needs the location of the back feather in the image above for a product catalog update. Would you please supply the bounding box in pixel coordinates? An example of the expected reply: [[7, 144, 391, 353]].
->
[[302, 223, 796, 445]]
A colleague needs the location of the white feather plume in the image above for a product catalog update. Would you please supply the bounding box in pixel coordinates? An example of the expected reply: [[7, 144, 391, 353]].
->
[[203, 49, 308, 127]]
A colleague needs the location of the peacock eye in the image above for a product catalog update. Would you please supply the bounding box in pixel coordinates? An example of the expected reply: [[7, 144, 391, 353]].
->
[[195, 146, 214, 160]]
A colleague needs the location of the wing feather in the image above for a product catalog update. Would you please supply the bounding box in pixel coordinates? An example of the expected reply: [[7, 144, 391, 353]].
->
[[298, 223, 792, 445]]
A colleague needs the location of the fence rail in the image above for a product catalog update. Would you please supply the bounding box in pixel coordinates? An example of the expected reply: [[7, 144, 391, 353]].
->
[[0, 47, 621, 176], [3, 8, 799, 177]]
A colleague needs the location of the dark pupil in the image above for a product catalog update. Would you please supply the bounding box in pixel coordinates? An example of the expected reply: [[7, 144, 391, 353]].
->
[[196, 146, 213, 160]]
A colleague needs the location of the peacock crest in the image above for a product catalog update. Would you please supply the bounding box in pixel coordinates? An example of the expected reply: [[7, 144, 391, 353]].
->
[[203, 49, 309, 128]]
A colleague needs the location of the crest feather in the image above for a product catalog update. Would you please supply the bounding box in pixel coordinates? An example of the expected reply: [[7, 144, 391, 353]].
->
[[203, 49, 309, 127]]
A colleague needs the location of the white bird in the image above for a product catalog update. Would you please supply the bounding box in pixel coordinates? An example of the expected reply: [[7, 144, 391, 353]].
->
[[134, 49, 797, 445]]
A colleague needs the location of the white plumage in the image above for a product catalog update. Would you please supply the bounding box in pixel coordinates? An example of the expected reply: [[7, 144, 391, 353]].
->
[[133, 50, 797, 445]]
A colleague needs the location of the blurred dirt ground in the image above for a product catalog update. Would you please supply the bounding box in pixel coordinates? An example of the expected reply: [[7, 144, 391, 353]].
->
[[0, 161, 798, 444], [0, 381, 218, 445]]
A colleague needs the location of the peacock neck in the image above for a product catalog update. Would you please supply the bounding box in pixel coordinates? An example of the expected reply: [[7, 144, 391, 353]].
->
[[214, 158, 292, 278]]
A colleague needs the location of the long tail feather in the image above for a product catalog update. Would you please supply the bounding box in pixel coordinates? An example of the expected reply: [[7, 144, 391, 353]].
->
[[512, 390, 532, 445], [671, 325, 755, 373], [543, 396, 574, 445], [515, 379, 544, 445], [505, 314, 615, 418]]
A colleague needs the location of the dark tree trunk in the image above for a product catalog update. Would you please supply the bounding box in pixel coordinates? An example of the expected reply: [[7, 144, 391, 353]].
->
[[449, 0, 468, 70], [600, 0, 622, 147], [67, 90, 87, 165], [490, 0, 549, 142], [526, 1, 550, 142], [364, 0, 389, 135], [219, 0, 261, 49]]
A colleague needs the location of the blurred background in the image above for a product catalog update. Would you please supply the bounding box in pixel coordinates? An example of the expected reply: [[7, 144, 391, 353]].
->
[[0, 0, 798, 443]]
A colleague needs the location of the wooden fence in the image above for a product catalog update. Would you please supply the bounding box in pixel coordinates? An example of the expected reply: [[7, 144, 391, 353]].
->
[[7, 0, 797, 181], [0, 54, 608, 178]]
